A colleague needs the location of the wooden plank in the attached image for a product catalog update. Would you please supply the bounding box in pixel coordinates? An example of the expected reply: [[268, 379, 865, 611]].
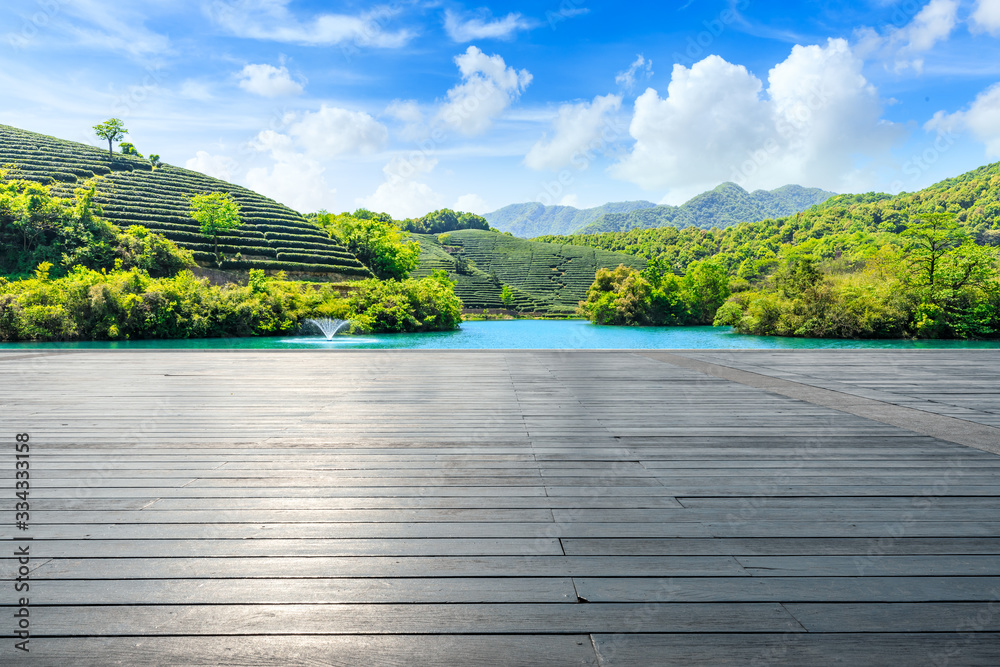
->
[[784, 602, 1000, 632], [8, 635, 601, 666], [736, 555, 1000, 576], [13, 603, 804, 636], [27, 496, 684, 511], [591, 633, 1000, 666], [703, 521, 1000, 538], [574, 576, 1000, 602], [17, 521, 715, 540], [7, 634, 597, 667], [15, 555, 750, 579], [9, 577, 578, 605], [563, 537, 1000, 556], [24, 508, 558, 523]]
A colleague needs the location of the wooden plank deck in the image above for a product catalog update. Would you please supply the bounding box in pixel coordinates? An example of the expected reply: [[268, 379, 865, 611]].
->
[[2, 349, 1000, 665]]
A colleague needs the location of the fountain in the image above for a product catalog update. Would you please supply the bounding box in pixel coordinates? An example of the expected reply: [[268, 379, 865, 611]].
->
[[305, 318, 352, 340]]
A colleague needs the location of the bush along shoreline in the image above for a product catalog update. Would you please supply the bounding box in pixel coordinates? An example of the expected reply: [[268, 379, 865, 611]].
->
[[579, 212, 1000, 340], [0, 174, 463, 342], [0, 266, 464, 342], [712, 215, 1000, 340]]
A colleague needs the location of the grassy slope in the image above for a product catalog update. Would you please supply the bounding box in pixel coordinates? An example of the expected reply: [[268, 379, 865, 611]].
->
[[0, 124, 368, 278], [411, 230, 646, 313]]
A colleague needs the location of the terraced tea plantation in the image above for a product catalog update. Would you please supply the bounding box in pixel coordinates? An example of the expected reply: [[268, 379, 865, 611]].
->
[[412, 230, 646, 313], [0, 124, 368, 278]]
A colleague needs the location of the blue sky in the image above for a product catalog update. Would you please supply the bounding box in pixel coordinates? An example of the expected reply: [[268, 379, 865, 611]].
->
[[2, 1, 1000, 217]]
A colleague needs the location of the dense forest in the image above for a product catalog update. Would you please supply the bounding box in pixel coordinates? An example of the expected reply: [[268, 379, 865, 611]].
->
[[570, 162, 1000, 339]]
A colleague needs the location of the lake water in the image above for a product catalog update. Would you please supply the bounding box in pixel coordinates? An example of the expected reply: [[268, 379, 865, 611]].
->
[[2, 320, 999, 350]]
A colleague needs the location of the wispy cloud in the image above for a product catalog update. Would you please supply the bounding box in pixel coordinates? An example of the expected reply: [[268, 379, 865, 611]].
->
[[854, 0, 960, 73], [205, 0, 414, 48], [615, 55, 653, 91], [6, 0, 173, 57], [444, 8, 535, 42], [926, 82, 1000, 157]]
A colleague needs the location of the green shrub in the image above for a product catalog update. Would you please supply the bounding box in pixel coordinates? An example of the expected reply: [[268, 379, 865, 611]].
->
[[348, 271, 463, 333]]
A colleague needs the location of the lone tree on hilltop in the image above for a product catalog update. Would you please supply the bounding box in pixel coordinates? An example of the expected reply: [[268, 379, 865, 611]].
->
[[93, 119, 128, 160], [191, 192, 242, 266]]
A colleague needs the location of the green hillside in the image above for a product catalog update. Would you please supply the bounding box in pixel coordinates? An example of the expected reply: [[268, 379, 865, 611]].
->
[[0, 124, 368, 278], [484, 200, 657, 237], [410, 229, 646, 313], [575, 183, 836, 234], [574, 162, 1000, 338], [540, 162, 1000, 276]]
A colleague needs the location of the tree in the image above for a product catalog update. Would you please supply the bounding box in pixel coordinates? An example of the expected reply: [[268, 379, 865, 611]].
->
[[901, 213, 966, 290], [314, 211, 419, 280], [399, 208, 491, 234], [190, 192, 242, 265], [148, 154, 161, 168], [500, 285, 515, 309], [93, 119, 128, 160], [680, 259, 731, 324]]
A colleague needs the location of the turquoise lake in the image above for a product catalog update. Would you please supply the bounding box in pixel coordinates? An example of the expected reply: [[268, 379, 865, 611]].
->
[[2, 320, 999, 350]]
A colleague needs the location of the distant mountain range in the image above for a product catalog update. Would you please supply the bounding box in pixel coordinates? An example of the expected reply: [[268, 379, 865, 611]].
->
[[483, 200, 657, 238], [484, 183, 837, 238]]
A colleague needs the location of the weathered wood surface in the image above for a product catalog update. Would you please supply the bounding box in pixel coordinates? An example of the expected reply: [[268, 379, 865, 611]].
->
[[2, 349, 1000, 665]]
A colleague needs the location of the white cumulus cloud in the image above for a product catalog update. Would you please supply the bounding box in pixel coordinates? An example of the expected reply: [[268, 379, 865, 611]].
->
[[288, 105, 389, 157], [246, 157, 334, 214], [611, 39, 902, 198], [437, 46, 532, 136], [454, 193, 489, 214], [444, 9, 534, 42], [249, 129, 297, 160], [524, 94, 623, 171], [237, 63, 304, 97], [971, 0, 1000, 34], [385, 99, 427, 141], [185, 151, 239, 182], [357, 155, 445, 219], [926, 82, 1000, 156]]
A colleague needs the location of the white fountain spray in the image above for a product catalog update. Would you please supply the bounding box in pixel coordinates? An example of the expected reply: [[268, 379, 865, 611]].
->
[[305, 318, 352, 340]]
